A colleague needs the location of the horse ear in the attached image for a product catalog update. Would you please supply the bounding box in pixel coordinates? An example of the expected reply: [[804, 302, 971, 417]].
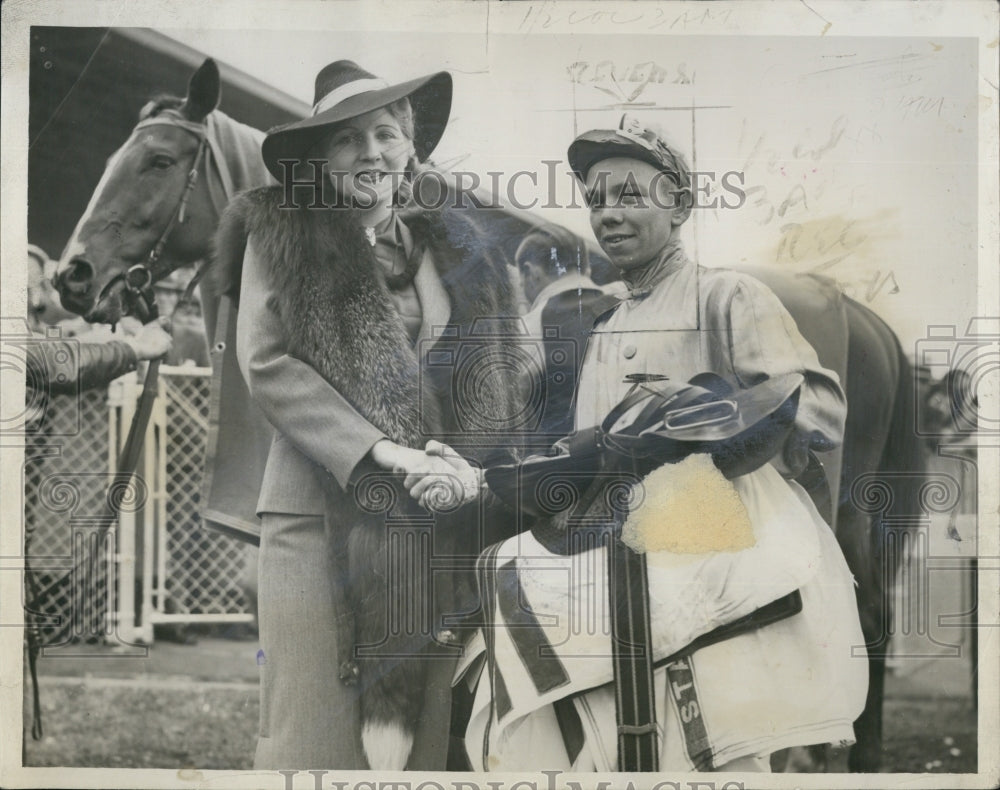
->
[[182, 59, 221, 123]]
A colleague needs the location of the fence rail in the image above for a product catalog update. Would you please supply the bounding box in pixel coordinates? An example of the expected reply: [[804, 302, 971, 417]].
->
[[25, 364, 253, 648]]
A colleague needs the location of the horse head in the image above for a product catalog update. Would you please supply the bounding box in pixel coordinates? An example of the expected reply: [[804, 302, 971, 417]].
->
[[53, 59, 225, 325]]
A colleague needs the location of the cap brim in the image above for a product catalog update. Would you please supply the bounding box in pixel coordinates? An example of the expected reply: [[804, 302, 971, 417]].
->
[[567, 132, 668, 183], [262, 71, 452, 181]]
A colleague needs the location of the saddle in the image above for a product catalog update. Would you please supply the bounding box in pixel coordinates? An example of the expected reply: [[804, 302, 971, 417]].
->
[[485, 371, 804, 523], [479, 372, 807, 771]]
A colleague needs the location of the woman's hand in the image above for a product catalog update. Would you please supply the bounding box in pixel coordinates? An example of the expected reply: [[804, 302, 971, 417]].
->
[[369, 439, 483, 510], [411, 441, 484, 511], [370, 438, 452, 476]]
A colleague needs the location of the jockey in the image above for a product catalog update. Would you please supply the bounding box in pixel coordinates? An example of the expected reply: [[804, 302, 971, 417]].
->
[[445, 116, 869, 773]]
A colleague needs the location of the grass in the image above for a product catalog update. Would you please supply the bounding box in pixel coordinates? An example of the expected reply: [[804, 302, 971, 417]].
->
[[880, 698, 977, 774], [24, 680, 977, 773], [25, 680, 258, 770]]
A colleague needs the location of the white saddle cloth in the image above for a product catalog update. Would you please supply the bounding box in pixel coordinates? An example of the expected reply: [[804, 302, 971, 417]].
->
[[458, 462, 868, 771]]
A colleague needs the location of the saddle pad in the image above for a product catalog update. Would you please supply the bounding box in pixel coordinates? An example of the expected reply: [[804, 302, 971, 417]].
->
[[461, 462, 824, 733], [462, 485, 868, 772]]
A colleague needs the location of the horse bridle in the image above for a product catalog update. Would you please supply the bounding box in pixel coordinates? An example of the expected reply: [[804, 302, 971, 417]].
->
[[103, 116, 212, 528], [96, 115, 211, 321]]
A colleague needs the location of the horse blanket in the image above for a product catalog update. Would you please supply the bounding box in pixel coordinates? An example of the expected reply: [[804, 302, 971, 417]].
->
[[457, 462, 868, 771]]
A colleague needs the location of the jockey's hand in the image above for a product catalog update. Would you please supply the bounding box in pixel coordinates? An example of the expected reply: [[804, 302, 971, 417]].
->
[[124, 316, 173, 361], [410, 441, 484, 510], [774, 429, 810, 478]]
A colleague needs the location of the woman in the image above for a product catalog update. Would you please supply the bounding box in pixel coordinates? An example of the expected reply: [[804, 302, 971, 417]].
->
[[218, 60, 520, 770]]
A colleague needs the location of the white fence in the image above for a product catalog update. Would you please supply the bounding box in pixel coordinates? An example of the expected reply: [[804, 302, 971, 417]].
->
[[26, 365, 253, 648]]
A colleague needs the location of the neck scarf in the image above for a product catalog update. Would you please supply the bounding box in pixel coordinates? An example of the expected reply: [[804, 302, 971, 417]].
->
[[622, 239, 688, 298], [372, 214, 422, 290]]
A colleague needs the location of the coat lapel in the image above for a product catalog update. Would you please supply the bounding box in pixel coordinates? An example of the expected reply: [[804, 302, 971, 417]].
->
[[405, 230, 452, 346]]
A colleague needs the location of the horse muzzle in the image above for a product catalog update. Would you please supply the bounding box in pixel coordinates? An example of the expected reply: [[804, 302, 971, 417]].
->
[[84, 290, 127, 326], [55, 257, 158, 325], [53, 256, 98, 316], [91, 275, 157, 326]]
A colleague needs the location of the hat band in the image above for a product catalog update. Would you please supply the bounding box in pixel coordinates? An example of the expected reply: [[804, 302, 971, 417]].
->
[[312, 78, 391, 116]]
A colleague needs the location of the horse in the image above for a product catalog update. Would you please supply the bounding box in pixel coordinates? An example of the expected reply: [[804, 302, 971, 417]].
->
[[50, 58, 924, 772], [748, 269, 922, 772], [52, 59, 274, 547]]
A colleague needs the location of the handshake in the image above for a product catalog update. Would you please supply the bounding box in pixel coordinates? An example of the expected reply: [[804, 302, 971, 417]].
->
[[370, 438, 485, 512]]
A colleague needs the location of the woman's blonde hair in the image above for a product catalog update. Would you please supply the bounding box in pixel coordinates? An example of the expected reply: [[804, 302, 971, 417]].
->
[[384, 98, 427, 207]]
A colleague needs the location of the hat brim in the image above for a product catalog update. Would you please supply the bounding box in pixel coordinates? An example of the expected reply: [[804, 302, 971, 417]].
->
[[567, 132, 671, 184], [262, 71, 452, 182]]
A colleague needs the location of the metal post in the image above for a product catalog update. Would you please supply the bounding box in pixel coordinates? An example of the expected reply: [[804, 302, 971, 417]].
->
[[138, 370, 156, 644], [156, 376, 170, 623], [117, 374, 145, 643]]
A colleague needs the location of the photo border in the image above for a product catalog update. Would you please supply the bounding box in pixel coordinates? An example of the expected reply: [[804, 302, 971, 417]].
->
[[2, 2, 997, 788]]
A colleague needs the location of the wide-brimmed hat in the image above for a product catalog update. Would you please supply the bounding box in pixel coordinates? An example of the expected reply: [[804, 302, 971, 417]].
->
[[261, 60, 452, 181], [567, 113, 691, 188]]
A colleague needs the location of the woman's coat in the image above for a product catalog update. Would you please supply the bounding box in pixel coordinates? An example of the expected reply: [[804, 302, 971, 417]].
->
[[217, 185, 521, 769]]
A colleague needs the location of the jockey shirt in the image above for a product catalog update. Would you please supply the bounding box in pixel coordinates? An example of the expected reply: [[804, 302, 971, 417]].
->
[[574, 246, 847, 463]]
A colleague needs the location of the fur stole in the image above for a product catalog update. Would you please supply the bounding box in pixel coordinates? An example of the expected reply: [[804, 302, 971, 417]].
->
[[214, 186, 519, 769]]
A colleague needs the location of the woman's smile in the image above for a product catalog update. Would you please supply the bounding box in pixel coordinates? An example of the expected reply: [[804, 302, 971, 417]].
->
[[353, 169, 392, 195], [317, 108, 415, 211], [355, 169, 388, 184]]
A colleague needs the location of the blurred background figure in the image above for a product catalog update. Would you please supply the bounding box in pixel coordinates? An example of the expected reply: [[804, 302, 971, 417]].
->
[[156, 268, 211, 368], [165, 296, 211, 368], [27, 244, 77, 332], [515, 224, 623, 439], [921, 367, 979, 441], [516, 223, 614, 338]]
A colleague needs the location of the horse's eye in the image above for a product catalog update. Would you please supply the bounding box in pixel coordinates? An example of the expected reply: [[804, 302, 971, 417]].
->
[[151, 155, 175, 170]]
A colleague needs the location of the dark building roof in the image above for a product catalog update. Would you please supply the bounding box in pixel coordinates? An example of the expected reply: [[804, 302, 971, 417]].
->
[[26, 28, 617, 285], [28, 27, 309, 260]]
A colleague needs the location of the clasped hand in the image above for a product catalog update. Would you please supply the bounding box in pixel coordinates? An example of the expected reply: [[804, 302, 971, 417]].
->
[[370, 438, 482, 511]]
